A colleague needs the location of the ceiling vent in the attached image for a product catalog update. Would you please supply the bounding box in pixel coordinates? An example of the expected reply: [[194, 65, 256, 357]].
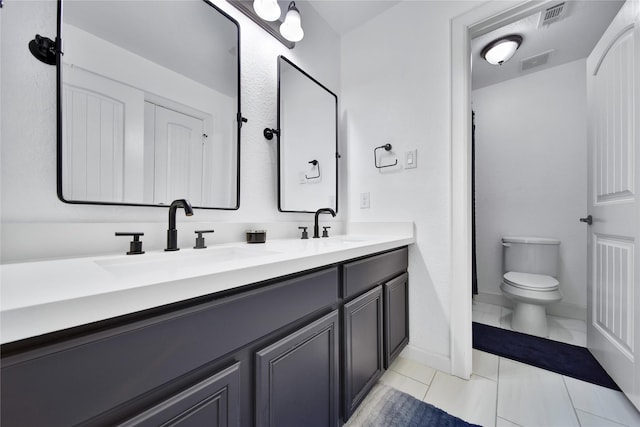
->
[[538, 2, 568, 27], [521, 50, 554, 71]]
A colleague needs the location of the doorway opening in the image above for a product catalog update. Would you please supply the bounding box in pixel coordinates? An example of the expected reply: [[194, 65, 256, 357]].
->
[[469, 1, 624, 348], [449, 0, 624, 378]]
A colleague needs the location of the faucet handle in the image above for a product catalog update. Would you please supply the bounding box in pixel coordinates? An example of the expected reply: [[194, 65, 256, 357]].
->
[[115, 232, 145, 255], [298, 226, 309, 240], [194, 229, 214, 249], [322, 226, 331, 238]]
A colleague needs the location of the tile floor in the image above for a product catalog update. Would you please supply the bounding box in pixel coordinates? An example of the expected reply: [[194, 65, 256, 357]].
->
[[379, 351, 640, 427], [472, 300, 587, 347]]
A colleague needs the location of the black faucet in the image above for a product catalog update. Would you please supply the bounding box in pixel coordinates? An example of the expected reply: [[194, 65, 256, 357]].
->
[[165, 199, 194, 251], [313, 208, 336, 238]]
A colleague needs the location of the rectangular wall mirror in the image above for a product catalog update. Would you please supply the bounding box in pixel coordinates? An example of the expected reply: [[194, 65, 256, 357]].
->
[[57, 0, 241, 209], [277, 56, 338, 213]]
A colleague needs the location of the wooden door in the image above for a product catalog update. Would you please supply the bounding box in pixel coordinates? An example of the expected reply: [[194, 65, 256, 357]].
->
[[586, 0, 640, 410]]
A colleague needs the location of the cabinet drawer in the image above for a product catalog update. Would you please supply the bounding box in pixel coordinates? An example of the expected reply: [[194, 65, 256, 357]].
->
[[1, 267, 339, 427], [343, 247, 408, 298]]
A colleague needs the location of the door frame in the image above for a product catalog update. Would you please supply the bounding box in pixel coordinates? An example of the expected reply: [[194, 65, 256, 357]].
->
[[450, 0, 558, 379]]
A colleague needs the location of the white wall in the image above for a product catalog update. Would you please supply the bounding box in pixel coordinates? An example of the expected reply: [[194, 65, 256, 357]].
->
[[341, 0, 478, 371], [472, 59, 588, 317], [0, 0, 341, 261]]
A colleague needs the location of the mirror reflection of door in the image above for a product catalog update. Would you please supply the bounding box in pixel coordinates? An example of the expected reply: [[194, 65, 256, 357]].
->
[[59, 0, 240, 209], [147, 104, 207, 206], [62, 64, 143, 203]]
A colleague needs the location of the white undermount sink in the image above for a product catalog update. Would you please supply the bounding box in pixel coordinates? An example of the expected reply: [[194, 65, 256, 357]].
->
[[95, 246, 280, 277]]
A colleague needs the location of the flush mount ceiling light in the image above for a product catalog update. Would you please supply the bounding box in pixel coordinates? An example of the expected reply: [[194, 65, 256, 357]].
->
[[481, 34, 523, 65], [253, 0, 281, 21], [280, 1, 304, 42]]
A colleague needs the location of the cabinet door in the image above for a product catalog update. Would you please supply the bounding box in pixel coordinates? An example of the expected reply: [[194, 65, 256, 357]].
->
[[256, 310, 339, 427], [343, 286, 384, 418], [384, 273, 409, 367], [119, 362, 240, 427]]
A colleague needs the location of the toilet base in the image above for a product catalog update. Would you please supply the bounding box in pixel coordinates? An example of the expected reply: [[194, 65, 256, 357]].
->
[[511, 302, 548, 337]]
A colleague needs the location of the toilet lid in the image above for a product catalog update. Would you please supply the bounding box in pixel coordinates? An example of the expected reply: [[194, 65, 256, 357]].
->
[[503, 272, 559, 291]]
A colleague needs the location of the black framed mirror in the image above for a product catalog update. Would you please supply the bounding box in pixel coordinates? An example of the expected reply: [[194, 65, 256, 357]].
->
[[277, 56, 338, 213], [57, 0, 242, 210]]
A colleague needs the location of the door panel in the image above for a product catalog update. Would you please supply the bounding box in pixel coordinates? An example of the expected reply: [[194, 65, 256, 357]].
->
[[255, 311, 339, 427], [587, 0, 639, 410], [119, 362, 240, 427], [384, 273, 409, 368], [343, 286, 384, 418], [62, 65, 145, 202], [153, 105, 205, 205]]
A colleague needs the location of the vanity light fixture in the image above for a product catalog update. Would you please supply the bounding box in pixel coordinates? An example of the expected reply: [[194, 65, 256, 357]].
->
[[280, 1, 304, 42], [481, 34, 523, 65], [253, 0, 281, 21], [227, 0, 302, 48]]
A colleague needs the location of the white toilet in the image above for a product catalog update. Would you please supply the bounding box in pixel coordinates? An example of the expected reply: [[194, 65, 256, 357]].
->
[[500, 236, 562, 337]]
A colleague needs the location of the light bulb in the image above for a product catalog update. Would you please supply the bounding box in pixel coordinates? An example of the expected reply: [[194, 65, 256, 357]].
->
[[253, 0, 281, 22], [280, 2, 304, 42]]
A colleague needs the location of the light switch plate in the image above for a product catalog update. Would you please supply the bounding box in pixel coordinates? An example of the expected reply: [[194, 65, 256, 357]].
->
[[405, 149, 417, 169]]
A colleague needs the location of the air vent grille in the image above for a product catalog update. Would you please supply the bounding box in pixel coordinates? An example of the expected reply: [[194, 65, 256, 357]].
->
[[521, 50, 554, 71], [538, 2, 568, 27]]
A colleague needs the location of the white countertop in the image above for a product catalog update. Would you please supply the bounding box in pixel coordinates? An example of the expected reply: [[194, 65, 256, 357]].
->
[[0, 231, 414, 344]]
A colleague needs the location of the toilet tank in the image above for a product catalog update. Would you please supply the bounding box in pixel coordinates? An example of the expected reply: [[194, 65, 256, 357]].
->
[[502, 236, 560, 277]]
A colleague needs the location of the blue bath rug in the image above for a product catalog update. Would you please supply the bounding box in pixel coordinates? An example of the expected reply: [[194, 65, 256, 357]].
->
[[345, 383, 481, 427], [473, 322, 620, 390]]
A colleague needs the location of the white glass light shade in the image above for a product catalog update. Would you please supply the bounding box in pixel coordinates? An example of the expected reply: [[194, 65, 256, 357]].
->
[[253, 0, 281, 21], [280, 4, 304, 42], [482, 35, 522, 65]]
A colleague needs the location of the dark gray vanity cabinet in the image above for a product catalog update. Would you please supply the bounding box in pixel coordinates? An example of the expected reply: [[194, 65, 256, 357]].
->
[[1, 246, 409, 427], [256, 310, 339, 427], [0, 267, 339, 427], [120, 362, 241, 427], [384, 272, 409, 368], [342, 247, 409, 418], [343, 286, 384, 418]]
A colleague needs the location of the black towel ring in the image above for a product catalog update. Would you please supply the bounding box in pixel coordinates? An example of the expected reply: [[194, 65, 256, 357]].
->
[[305, 160, 320, 179], [374, 144, 398, 168]]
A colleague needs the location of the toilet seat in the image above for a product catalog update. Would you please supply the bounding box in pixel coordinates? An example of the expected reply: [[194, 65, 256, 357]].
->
[[503, 271, 559, 292]]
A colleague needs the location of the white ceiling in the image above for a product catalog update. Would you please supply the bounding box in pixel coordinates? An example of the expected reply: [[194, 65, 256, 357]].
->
[[305, 0, 623, 90], [471, 1, 624, 90], [305, 0, 401, 36]]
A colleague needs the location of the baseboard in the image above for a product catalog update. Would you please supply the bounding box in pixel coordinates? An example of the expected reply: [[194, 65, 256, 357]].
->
[[474, 292, 511, 308], [399, 344, 451, 374], [547, 301, 586, 322], [474, 292, 586, 322]]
